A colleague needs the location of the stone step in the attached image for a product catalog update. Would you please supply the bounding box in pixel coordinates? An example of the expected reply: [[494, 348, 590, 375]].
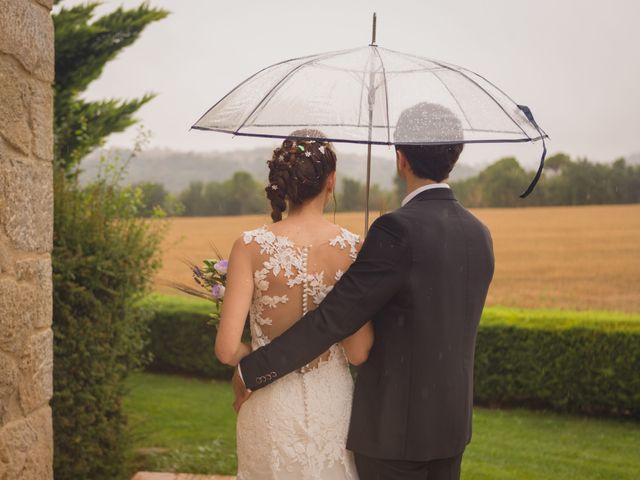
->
[[131, 472, 235, 480]]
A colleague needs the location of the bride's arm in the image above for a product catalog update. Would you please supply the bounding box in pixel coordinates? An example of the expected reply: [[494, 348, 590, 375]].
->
[[340, 322, 373, 366], [339, 238, 374, 365], [215, 237, 253, 366]]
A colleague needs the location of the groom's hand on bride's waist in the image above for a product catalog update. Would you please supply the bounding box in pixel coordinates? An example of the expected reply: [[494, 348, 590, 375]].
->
[[232, 365, 252, 413]]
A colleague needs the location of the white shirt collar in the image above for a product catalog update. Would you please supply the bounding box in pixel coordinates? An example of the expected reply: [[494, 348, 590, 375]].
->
[[401, 183, 451, 207]]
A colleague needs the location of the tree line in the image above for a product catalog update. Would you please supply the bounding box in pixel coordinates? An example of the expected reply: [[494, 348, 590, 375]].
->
[[451, 154, 640, 207], [133, 170, 404, 217], [135, 153, 640, 217]]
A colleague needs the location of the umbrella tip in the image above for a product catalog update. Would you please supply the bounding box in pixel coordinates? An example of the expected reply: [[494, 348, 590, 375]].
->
[[370, 12, 377, 46]]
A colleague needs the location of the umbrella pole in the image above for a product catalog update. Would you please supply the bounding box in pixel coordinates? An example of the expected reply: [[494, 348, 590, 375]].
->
[[365, 143, 372, 234], [364, 12, 377, 235]]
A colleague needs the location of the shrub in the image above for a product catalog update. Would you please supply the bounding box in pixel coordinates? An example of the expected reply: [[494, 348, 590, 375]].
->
[[142, 295, 640, 418], [138, 293, 234, 379], [474, 307, 640, 418], [52, 158, 167, 479]]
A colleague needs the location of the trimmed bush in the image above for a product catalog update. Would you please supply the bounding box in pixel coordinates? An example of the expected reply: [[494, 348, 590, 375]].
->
[[143, 294, 640, 418], [138, 293, 247, 379], [475, 307, 640, 418]]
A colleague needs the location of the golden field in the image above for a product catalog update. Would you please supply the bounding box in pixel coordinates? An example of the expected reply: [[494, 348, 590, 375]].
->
[[152, 204, 640, 313]]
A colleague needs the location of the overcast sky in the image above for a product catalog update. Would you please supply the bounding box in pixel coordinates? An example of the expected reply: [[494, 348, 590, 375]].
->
[[60, 0, 640, 168]]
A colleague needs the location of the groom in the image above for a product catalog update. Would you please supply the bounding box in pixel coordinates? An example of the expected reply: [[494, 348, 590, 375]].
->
[[235, 102, 495, 479]]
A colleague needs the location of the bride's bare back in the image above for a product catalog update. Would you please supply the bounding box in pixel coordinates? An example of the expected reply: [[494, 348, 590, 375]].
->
[[243, 220, 360, 369]]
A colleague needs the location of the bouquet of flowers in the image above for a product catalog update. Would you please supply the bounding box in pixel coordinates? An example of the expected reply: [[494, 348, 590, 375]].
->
[[166, 244, 228, 326]]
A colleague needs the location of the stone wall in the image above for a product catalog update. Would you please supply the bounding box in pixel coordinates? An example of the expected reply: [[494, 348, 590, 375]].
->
[[0, 0, 55, 479]]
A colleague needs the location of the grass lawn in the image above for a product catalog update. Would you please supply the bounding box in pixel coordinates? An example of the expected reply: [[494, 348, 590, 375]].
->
[[123, 371, 640, 479], [122, 371, 237, 475]]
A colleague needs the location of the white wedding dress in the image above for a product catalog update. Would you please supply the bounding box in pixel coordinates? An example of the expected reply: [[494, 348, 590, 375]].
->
[[236, 224, 361, 480]]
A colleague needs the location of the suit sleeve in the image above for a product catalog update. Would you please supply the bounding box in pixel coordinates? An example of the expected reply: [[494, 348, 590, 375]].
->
[[239, 213, 411, 391]]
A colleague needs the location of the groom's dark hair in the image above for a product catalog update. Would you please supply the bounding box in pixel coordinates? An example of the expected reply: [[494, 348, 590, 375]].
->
[[394, 102, 464, 182]]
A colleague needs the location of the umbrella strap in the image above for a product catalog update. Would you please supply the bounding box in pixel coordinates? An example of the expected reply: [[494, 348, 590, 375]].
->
[[517, 104, 547, 198]]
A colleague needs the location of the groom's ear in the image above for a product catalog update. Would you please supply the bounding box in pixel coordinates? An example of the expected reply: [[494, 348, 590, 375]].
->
[[396, 148, 409, 174]]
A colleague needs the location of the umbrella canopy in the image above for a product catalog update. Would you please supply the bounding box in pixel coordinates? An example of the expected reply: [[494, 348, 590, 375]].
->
[[191, 14, 548, 231], [192, 45, 545, 147]]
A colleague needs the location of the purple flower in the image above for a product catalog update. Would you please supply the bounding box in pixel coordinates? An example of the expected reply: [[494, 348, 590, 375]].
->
[[211, 284, 225, 300], [214, 259, 229, 275]]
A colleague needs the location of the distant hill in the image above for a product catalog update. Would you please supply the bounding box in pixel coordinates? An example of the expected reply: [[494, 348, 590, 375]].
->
[[627, 152, 640, 166], [77, 147, 480, 193]]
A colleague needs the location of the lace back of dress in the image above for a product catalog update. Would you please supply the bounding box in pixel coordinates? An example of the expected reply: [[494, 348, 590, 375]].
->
[[243, 226, 360, 371]]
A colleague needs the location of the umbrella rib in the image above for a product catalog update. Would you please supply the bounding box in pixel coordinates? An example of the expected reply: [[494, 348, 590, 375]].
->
[[380, 47, 532, 140], [372, 46, 391, 144], [431, 70, 475, 131], [427, 59, 531, 139], [191, 51, 333, 129], [191, 63, 281, 130], [467, 67, 547, 138], [356, 64, 366, 129], [387, 49, 475, 132], [233, 48, 360, 135]]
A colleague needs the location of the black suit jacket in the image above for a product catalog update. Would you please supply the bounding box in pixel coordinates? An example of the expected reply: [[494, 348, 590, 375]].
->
[[239, 187, 495, 461]]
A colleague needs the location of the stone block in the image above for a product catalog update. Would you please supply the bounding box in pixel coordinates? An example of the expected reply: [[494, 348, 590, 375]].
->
[[0, 279, 29, 356], [0, 57, 53, 160], [0, 58, 31, 155], [0, 277, 50, 354], [14, 255, 53, 328], [18, 329, 53, 415], [0, 352, 19, 425], [0, 153, 53, 252], [0, 0, 54, 82], [30, 80, 53, 162], [0, 234, 14, 275], [0, 405, 53, 480]]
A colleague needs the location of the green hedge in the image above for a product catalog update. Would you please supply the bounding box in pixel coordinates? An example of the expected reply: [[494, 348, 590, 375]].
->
[[142, 294, 640, 418], [137, 293, 240, 379], [475, 307, 640, 418]]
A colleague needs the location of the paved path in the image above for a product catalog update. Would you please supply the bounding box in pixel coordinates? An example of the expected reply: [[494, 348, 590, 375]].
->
[[132, 472, 235, 480]]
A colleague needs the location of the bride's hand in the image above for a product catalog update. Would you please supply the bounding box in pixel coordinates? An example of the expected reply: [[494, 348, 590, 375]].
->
[[232, 366, 251, 413]]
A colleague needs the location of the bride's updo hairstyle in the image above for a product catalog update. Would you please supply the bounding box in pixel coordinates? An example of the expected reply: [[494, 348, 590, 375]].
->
[[266, 129, 337, 222]]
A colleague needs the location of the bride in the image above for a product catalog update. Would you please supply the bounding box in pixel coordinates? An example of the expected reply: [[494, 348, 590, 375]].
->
[[214, 131, 373, 479]]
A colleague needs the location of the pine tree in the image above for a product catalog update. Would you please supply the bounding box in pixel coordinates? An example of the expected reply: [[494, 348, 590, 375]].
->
[[53, 0, 169, 177]]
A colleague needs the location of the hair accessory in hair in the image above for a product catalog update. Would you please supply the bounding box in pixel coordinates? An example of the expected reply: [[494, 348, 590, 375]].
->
[[304, 151, 311, 157], [278, 154, 284, 161], [270, 184, 278, 190], [298, 144, 305, 152], [318, 145, 325, 154]]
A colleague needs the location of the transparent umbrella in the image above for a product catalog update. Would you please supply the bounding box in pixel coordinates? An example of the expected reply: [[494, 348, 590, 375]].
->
[[192, 14, 548, 232]]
